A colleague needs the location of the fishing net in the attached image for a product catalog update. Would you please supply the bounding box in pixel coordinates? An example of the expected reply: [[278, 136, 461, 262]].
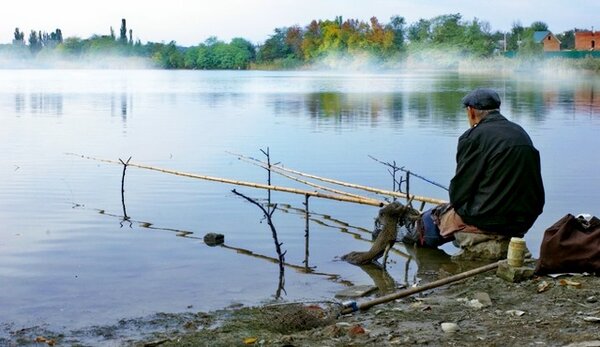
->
[[253, 302, 340, 334]]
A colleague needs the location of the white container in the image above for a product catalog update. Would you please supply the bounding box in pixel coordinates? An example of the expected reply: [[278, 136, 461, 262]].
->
[[507, 237, 526, 267]]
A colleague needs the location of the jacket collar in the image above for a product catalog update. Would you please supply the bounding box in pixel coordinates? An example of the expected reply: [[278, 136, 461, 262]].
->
[[478, 110, 504, 125]]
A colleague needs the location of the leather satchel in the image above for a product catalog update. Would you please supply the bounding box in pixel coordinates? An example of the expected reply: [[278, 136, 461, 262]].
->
[[535, 214, 600, 275]]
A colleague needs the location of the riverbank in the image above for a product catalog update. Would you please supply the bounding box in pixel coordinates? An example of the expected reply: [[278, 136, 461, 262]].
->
[[6, 265, 599, 346], [138, 270, 600, 347]]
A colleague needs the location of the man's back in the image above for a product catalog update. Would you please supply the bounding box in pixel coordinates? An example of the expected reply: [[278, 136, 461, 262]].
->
[[449, 111, 545, 236]]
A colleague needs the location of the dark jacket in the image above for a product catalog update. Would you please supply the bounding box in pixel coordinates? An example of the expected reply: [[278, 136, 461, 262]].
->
[[449, 111, 545, 236]]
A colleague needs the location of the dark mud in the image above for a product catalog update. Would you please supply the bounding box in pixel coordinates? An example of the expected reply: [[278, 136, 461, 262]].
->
[[5, 267, 599, 346]]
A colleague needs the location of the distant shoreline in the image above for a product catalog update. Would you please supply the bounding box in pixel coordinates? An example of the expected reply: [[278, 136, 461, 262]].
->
[[2, 54, 600, 74], [2, 15, 596, 72]]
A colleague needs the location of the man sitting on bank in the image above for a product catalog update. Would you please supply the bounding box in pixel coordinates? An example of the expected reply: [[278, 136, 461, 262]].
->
[[403, 88, 545, 252]]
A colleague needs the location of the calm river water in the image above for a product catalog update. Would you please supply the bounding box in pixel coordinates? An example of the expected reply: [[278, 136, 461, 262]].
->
[[0, 69, 598, 332]]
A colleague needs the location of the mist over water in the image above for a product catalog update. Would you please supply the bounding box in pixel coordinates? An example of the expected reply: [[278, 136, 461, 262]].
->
[[276, 50, 595, 81], [0, 52, 154, 69], [0, 69, 598, 336], [1, 48, 593, 78]]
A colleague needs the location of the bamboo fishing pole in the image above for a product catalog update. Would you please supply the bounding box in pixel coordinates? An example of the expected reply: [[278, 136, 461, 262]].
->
[[228, 152, 448, 205], [340, 260, 501, 315], [68, 154, 385, 207], [234, 153, 377, 201]]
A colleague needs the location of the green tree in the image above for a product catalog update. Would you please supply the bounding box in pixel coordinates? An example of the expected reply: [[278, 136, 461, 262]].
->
[[195, 45, 215, 69], [49, 29, 63, 43], [346, 19, 371, 52], [184, 46, 199, 68], [231, 37, 256, 61], [87, 35, 121, 55], [429, 14, 463, 45], [28, 30, 42, 54], [388, 15, 406, 51], [190, 38, 256, 69], [56, 37, 84, 56], [320, 20, 345, 54], [193, 37, 220, 68], [463, 18, 494, 56], [513, 21, 551, 56], [407, 14, 495, 56], [301, 20, 322, 60], [366, 16, 395, 57], [519, 26, 544, 57], [530, 21, 549, 32], [13, 28, 25, 44], [204, 36, 219, 46], [557, 30, 576, 50], [151, 41, 184, 68], [519, 37, 543, 56], [119, 19, 127, 44], [507, 22, 525, 51], [408, 19, 431, 43], [285, 25, 304, 59], [257, 28, 293, 62], [210, 42, 230, 68]]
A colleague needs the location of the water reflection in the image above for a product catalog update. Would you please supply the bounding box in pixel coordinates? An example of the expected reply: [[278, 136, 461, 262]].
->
[[505, 81, 600, 119], [90, 193, 476, 298], [404, 246, 459, 284], [357, 263, 397, 294], [14, 93, 63, 115], [406, 92, 432, 119], [272, 93, 402, 128], [87, 204, 347, 287], [575, 84, 600, 116], [111, 93, 133, 121], [270, 90, 464, 129], [14, 93, 25, 113], [198, 92, 247, 109], [267, 77, 600, 128]]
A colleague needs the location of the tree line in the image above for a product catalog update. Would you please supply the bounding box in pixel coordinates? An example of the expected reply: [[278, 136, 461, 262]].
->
[[0, 15, 589, 69]]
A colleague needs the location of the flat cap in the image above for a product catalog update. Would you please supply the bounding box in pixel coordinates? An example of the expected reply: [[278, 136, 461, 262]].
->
[[461, 88, 501, 110]]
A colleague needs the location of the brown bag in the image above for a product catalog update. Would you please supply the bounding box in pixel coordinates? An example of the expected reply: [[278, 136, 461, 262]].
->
[[535, 214, 600, 275]]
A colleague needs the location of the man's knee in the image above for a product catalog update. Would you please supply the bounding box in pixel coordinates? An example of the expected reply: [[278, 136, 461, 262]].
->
[[417, 209, 454, 248]]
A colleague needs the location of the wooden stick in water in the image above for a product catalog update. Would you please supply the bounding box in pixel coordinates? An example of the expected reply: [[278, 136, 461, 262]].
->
[[341, 261, 501, 314]]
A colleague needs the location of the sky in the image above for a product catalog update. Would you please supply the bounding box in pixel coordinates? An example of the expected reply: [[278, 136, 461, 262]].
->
[[1, 0, 599, 46]]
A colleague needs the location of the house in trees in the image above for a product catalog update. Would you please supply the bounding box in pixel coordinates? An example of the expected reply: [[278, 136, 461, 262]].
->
[[575, 31, 598, 50], [533, 31, 561, 51]]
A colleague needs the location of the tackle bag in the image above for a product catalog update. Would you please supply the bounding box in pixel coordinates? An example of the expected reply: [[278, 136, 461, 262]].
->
[[535, 214, 600, 275]]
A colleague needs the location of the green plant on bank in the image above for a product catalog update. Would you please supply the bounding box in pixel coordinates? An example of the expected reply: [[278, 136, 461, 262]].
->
[[249, 56, 303, 70], [578, 56, 600, 72]]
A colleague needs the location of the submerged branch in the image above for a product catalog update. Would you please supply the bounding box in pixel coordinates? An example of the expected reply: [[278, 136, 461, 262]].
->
[[232, 189, 287, 297]]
